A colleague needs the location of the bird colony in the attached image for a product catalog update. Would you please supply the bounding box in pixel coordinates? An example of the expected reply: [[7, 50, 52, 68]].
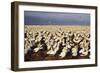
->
[[24, 25, 90, 61]]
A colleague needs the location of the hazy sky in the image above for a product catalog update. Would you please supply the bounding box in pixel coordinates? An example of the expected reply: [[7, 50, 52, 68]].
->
[[24, 11, 90, 25]]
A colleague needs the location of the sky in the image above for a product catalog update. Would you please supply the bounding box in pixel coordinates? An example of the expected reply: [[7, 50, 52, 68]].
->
[[24, 11, 90, 25]]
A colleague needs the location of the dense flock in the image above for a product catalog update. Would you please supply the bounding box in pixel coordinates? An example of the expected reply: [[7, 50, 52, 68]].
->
[[24, 28, 90, 61]]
